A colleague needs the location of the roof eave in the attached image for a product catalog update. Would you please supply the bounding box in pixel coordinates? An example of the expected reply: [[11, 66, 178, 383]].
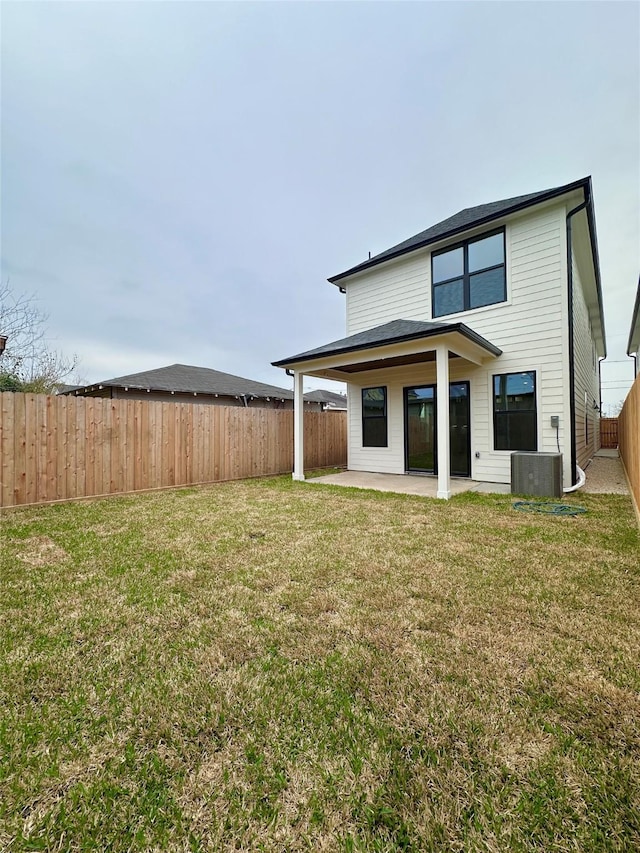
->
[[272, 323, 502, 369], [328, 177, 591, 286], [581, 179, 607, 358], [72, 383, 293, 400]]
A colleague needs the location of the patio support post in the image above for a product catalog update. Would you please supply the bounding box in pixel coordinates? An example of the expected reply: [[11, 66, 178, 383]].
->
[[436, 344, 451, 499], [292, 370, 305, 480]]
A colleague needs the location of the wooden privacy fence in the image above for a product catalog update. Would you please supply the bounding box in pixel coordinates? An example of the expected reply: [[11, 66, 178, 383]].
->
[[600, 417, 618, 449], [0, 393, 347, 508], [618, 377, 640, 518]]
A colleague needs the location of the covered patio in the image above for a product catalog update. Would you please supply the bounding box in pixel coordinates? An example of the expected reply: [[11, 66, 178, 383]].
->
[[272, 318, 502, 499]]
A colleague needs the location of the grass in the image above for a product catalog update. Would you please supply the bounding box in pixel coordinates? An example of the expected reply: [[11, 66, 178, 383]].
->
[[1, 476, 639, 851], [303, 466, 345, 479]]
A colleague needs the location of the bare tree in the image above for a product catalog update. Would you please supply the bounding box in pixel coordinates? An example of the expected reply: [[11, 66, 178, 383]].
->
[[0, 281, 80, 393]]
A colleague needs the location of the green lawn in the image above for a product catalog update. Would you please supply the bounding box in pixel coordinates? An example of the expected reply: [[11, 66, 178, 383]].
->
[[1, 477, 639, 852]]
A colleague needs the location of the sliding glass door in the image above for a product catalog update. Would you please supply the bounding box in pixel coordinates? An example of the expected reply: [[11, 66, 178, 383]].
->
[[404, 382, 470, 477], [405, 386, 437, 472]]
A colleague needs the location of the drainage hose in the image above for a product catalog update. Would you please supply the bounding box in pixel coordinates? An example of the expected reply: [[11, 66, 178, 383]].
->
[[513, 501, 587, 516]]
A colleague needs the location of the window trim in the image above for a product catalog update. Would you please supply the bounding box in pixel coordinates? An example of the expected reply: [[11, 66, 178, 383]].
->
[[362, 386, 388, 448], [431, 228, 506, 318], [492, 370, 538, 452]]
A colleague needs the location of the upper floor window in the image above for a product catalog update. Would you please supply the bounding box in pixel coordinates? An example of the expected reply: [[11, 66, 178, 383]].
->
[[432, 230, 506, 318]]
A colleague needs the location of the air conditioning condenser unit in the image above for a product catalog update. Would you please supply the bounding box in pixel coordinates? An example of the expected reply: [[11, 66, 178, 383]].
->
[[511, 452, 563, 498]]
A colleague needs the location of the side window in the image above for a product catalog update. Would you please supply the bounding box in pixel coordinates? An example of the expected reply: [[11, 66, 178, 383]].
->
[[432, 231, 506, 318], [493, 371, 537, 451], [362, 387, 387, 447]]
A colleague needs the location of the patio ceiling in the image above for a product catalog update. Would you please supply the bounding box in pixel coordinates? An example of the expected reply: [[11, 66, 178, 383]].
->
[[327, 348, 456, 374]]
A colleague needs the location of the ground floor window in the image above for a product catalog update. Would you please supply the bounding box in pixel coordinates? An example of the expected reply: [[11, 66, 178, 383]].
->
[[493, 371, 537, 451], [362, 386, 387, 447]]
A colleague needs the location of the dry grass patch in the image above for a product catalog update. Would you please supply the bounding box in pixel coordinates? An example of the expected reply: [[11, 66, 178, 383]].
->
[[1, 478, 638, 851], [15, 535, 69, 568]]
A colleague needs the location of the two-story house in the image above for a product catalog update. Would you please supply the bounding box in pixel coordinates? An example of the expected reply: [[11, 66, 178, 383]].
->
[[273, 177, 606, 498]]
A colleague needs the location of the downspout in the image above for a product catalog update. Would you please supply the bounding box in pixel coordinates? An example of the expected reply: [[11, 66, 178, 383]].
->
[[240, 394, 248, 408], [566, 191, 589, 487], [285, 368, 297, 412], [598, 357, 604, 415]]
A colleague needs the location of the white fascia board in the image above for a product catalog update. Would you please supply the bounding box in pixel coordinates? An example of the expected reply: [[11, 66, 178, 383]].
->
[[278, 331, 497, 376]]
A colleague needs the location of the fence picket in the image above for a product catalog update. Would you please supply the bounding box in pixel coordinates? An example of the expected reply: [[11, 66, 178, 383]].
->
[[1, 393, 14, 507], [600, 418, 618, 449], [0, 393, 347, 507], [618, 380, 639, 516]]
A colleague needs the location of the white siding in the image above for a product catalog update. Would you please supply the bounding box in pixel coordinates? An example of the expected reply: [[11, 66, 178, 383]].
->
[[345, 204, 576, 485], [572, 255, 601, 467], [346, 251, 430, 335]]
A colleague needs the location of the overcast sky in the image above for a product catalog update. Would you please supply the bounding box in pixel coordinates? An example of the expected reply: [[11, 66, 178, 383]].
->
[[2, 1, 638, 411]]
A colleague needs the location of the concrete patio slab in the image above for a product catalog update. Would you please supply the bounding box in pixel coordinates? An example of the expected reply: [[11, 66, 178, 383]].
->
[[307, 471, 511, 497], [308, 451, 629, 499]]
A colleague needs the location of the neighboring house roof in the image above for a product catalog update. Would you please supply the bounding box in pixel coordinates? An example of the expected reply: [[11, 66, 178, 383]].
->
[[304, 389, 347, 407], [328, 177, 591, 284], [627, 278, 640, 357], [65, 364, 294, 399], [273, 319, 502, 368]]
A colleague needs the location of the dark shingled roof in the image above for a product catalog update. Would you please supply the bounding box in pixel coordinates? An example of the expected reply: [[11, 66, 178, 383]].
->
[[272, 319, 501, 368], [66, 364, 294, 399], [303, 389, 347, 406], [329, 177, 589, 284]]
